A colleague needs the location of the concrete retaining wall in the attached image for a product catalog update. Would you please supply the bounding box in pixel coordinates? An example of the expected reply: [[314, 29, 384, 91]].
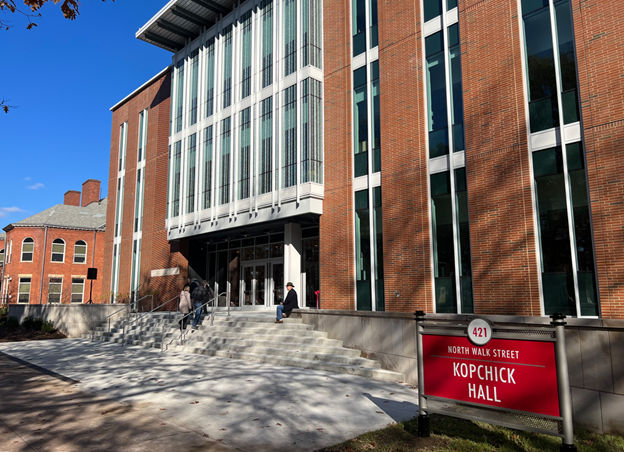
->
[[8, 304, 129, 338], [297, 310, 624, 435]]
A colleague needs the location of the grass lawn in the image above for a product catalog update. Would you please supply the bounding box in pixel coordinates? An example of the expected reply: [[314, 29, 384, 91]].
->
[[320, 414, 624, 451]]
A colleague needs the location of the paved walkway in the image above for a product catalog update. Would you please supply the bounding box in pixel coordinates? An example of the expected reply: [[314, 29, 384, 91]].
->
[[0, 339, 420, 451]]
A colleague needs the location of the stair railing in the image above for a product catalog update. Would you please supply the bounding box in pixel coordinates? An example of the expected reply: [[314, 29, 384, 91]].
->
[[161, 293, 225, 352], [133, 294, 154, 313], [91, 304, 129, 341], [122, 295, 179, 346]]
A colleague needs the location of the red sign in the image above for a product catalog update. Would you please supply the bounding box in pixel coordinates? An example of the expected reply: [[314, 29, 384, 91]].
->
[[422, 334, 560, 417]]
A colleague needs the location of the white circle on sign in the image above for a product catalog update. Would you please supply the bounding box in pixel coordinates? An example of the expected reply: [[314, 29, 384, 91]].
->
[[468, 318, 492, 346]]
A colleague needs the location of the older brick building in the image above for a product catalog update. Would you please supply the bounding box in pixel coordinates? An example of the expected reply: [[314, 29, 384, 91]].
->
[[106, 0, 623, 319], [1, 180, 106, 305]]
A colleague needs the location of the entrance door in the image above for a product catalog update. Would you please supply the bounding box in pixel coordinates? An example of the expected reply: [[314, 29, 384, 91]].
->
[[242, 264, 266, 306]]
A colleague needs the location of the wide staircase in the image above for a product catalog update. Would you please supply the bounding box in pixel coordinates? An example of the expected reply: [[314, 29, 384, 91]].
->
[[90, 311, 404, 383]]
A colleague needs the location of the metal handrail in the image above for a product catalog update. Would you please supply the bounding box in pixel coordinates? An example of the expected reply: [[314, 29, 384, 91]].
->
[[133, 294, 154, 313], [122, 295, 179, 346], [90, 304, 129, 342], [161, 292, 225, 352]]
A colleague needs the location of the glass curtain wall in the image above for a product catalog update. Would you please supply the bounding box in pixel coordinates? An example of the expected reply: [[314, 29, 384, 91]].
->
[[301, 78, 322, 183], [261, 0, 273, 88], [241, 12, 252, 99], [301, 0, 322, 68], [283, 0, 297, 76], [186, 133, 197, 213], [222, 26, 233, 109], [205, 39, 215, 118], [259, 96, 273, 194], [239, 108, 251, 199], [220, 117, 231, 204], [282, 85, 297, 187], [189, 51, 199, 125], [203, 126, 213, 209]]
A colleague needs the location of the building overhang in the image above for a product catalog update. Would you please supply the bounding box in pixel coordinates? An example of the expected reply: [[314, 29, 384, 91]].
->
[[136, 0, 237, 52]]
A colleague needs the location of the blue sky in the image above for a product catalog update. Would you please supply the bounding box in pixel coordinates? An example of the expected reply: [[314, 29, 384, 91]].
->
[[0, 1, 171, 227]]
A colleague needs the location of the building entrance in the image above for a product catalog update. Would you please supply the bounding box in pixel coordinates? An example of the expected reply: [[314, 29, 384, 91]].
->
[[241, 260, 283, 307]]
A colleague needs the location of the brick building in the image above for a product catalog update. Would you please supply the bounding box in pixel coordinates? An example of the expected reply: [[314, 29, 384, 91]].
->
[[105, 0, 623, 319], [1, 180, 106, 305]]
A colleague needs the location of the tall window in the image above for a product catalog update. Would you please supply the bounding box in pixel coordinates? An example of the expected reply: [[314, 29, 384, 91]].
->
[[220, 117, 231, 204], [352, 0, 366, 56], [203, 126, 213, 209], [521, 0, 579, 132], [48, 277, 62, 303], [134, 166, 145, 232], [115, 122, 127, 236], [355, 190, 371, 310], [373, 186, 384, 310], [51, 238, 65, 262], [431, 168, 473, 313], [425, 31, 448, 158], [137, 109, 147, 162], [259, 97, 273, 194], [301, 78, 323, 183], [533, 143, 597, 316], [301, 0, 322, 68], [241, 12, 252, 99], [189, 51, 199, 125], [239, 108, 251, 199], [174, 59, 184, 133], [371, 61, 381, 172], [71, 277, 84, 303], [353, 66, 368, 177], [186, 134, 197, 214], [205, 39, 215, 118], [171, 140, 182, 217], [283, 0, 297, 76], [21, 237, 34, 262], [74, 240, 87, 263], [222, 26, 233, 109], [261, 0, 273, 88], [282, 85, 297, 187], [18, 277, 31, 303], [130, 238, 141, 298]]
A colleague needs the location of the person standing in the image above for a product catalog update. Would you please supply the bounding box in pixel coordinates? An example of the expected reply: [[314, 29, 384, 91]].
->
[[178, 284, 192, 330], [276, 282, 298, 323], [191, 280, 209, 329]]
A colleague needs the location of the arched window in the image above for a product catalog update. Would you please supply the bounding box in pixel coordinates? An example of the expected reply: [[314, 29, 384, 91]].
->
[[74, 240, 87, 263], [21, 238, 34, 262], [51, 238, 65, 262]]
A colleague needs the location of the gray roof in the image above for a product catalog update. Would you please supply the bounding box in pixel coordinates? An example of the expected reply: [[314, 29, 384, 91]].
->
[[5, 199, 107, 232]]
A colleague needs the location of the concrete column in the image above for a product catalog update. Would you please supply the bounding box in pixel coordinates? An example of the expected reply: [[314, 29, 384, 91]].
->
[[284, 222, 302, 299]]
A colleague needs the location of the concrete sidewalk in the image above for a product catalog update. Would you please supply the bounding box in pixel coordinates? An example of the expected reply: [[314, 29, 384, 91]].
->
[[0, 339, 420, 451]]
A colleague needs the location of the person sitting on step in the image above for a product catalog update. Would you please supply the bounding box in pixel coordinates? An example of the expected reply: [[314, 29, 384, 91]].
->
[[276, 282, 298, 323]]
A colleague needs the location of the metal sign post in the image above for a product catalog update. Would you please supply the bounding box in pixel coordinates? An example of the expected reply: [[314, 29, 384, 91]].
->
[[415, 311, 430, 437]]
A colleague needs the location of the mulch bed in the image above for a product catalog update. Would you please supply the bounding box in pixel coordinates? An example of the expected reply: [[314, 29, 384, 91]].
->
[[0, 327, 66, 342]]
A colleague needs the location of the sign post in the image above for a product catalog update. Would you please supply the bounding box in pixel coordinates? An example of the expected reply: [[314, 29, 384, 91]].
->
[[415, 313, 576, 451]]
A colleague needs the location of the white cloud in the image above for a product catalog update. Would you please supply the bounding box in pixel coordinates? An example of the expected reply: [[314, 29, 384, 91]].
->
[[24, 176, 32, 181], [0, 207, 24, 218], [27, 182, 45, 190]]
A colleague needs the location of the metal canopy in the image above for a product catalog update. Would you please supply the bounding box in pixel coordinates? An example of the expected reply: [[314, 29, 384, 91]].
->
[[136, 0, 236, 52]]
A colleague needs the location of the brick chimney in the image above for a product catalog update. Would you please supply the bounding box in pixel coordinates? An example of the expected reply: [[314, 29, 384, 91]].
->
[[64, 190, 81, 206], [81, 179, 101, 207]]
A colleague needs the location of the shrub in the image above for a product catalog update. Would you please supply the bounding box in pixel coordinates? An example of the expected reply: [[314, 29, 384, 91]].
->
[[5, 316, 19, 329], [41, 320, 57, 333], [22, 316, 43, 331]]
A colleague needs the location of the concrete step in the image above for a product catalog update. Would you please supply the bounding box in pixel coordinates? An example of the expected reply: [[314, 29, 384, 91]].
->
[[178, 337, 358, 357], [180, 331, 338, 347]]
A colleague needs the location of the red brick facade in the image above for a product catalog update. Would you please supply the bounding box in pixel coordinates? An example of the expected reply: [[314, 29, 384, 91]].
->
[[1, 226, 105, 304], [103, 70, 188, 305], [315, 0, 624, 318]]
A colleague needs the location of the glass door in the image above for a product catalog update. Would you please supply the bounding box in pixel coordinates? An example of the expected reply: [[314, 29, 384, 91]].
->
[[241, 263, 267, 306], [270, 262, 284, 305]]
